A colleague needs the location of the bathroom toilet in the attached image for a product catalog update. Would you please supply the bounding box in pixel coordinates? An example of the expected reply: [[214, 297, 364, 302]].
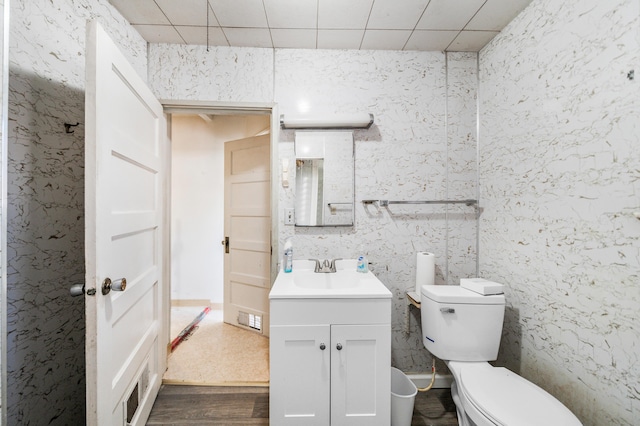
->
[[420, 284, 582, 426]]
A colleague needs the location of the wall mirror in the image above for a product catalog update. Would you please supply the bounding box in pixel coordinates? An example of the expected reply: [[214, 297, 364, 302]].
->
[[295, 131, 354, 226]]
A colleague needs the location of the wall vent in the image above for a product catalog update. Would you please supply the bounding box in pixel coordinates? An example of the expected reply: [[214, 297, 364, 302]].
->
[[126, 383, 139, 424], [125, 359, 150, 425], [238, 311, 262, 331]]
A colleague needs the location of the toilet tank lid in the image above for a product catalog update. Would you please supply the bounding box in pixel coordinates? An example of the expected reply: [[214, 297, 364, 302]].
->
[[421, 285, 505, 305]]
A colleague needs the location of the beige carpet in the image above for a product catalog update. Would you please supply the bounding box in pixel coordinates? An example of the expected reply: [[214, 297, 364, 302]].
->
[[164, 307, 269, 386]]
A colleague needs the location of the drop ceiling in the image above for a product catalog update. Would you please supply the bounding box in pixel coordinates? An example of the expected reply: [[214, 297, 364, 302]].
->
[[110, 0, 533, 52]]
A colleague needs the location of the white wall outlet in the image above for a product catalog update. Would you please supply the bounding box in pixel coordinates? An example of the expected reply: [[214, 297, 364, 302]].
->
[[284, 208, 295, 225]]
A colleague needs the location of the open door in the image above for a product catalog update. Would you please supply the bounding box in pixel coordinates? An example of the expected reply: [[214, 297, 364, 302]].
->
[[223, 135, 271, 337], [85, 21, 167, 425]]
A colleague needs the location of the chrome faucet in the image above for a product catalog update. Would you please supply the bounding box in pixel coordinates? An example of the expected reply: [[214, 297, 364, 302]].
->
[[310, 258, 341, 273]]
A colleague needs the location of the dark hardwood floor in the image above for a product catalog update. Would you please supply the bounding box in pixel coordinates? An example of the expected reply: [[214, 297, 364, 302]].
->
[[411, 387, 458, 426], [146, 384, 458, 425]]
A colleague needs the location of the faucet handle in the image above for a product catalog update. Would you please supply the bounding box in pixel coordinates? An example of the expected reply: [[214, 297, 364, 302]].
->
[[309, 258, 322, 272], [329, 258, 342, 272]]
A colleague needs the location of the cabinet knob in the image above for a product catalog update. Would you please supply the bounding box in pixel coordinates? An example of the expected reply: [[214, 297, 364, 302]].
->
[[336, 343, 343, 350], [319, 343, 326, 350]]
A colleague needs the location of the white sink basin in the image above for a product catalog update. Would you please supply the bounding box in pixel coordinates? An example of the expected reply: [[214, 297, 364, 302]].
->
[[269, 259, 392, 299]]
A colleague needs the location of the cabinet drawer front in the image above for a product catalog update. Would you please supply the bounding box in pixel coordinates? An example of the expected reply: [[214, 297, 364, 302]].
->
[[271, 298, 391, 325]]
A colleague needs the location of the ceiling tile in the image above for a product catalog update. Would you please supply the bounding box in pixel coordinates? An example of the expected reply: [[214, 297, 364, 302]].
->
[[361, 30, 412, 50], [366, 0, 430, 30], [264, 0, 317, 29], [271, 29, 317, 48], [175, 26, 206, 44], [209, 0, 268, 27], [318, 0, 374, 29], [416, 0, 485, 30], [447, 30, 499, 51], [466, 0, 533, 31], [132, 24, 185, 43], [208, 27, 231, 46], [109, 0, 170, 25], [154, 0, 217, 26], [405, 30, 458, 51], [223, 27, 273, 48], [317, 29, 365, 49], [175, 26, 229, 46]]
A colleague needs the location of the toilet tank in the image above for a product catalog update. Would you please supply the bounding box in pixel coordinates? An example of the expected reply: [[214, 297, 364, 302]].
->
[[421, 285, 505, 362]]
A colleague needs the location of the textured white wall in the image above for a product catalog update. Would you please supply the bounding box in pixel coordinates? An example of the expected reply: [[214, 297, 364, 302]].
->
[[7, 0, 147, 423], [148, 46, 478, 373], [0, 0, 7, 420], [479, 0, 640, 424], [149, 44, 274, 102], [275, 49, 478, 371]]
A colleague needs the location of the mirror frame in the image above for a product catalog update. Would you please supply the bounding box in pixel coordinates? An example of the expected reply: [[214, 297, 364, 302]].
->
[[294, 131, 354, 227]]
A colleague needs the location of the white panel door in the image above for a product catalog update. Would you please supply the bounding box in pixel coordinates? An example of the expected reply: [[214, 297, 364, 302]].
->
[[85, 21, 167, 425], [223, 135, 271, 335], [270, 325, 331, 425], [331, 324, 391, 426]]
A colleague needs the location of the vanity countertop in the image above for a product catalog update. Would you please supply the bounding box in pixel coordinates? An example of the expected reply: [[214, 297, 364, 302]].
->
[[269, 259, 392, 299]]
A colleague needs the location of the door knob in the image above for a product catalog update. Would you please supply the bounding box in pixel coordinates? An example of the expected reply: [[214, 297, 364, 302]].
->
[[70, 284, 96, 296], [319, 343, 326, 350], [336, 343, 343, 350], [102, 278, 127, 295]]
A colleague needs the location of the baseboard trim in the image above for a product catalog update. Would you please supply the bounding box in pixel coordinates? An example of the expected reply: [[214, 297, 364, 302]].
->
[[171, 299, 213, 307], [162, 379, 269, 387], [407, 373, 453, 389]]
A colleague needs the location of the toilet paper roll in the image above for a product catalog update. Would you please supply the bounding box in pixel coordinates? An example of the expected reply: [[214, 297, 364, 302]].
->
[[415, 252, 435, 294]]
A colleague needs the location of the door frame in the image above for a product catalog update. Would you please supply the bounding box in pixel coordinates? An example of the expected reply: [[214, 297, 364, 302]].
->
[[161, 100, 279, 347]]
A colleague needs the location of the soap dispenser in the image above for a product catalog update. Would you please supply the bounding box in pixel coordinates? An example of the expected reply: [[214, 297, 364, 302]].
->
[[283, 238, 293, 273], [356, 244, 368, 273], [357, 255, 368, 273]]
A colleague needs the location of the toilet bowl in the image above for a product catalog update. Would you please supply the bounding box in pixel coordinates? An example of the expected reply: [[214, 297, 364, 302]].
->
[[447, 361, 581, 426], [420, 284, 582, 426]]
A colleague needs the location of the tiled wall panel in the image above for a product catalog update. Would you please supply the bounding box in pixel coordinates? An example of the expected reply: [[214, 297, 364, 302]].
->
[[479, 0, 640, 424], [148, 44, 274, 103], [275, 49, 477, 371]]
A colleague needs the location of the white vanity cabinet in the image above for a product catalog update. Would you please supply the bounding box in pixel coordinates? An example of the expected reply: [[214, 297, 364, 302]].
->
[[269, 297, 391, 426]]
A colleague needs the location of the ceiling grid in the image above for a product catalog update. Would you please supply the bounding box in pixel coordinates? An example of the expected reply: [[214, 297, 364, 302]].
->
[[110, 0, 532, 52]]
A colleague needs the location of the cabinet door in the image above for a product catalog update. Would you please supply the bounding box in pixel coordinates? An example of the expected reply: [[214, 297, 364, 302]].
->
[[331, 324, 391, 426], [270, 325, 331, 425]]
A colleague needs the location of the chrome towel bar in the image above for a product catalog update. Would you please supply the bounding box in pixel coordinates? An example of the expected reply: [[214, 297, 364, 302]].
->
[[362, 199, 477, 207]]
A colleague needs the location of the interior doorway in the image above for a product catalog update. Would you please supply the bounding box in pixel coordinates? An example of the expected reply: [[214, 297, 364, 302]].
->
[[164, 106, 277, 386]]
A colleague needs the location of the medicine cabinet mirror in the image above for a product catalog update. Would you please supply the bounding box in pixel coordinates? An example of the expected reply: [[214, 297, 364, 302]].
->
[[294, 131, 354, 226]]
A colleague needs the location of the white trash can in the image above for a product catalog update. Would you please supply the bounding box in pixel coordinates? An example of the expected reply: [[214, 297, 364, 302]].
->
[[391, 367, 418, 426]]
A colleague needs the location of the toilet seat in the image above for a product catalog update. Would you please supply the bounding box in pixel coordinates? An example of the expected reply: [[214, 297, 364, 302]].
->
[[451, 362, 581, 426]]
